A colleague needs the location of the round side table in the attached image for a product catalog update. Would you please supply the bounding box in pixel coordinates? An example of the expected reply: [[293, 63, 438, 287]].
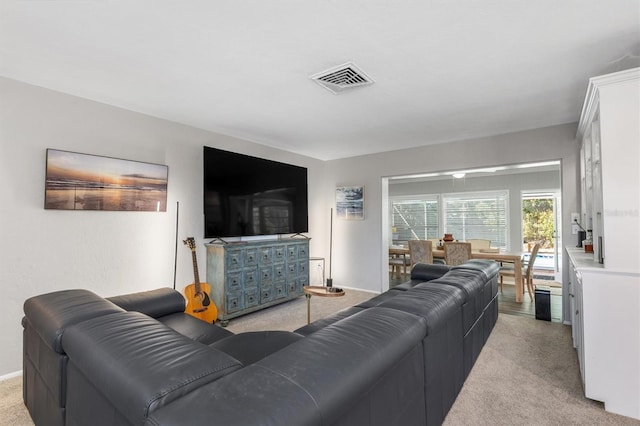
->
[[302, 286, 345, 324]]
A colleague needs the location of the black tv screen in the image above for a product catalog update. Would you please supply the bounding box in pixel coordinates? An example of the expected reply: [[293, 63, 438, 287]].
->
[[203, 146, 308, 238]]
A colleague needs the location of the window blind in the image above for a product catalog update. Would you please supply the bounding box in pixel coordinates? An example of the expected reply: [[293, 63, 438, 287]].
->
[[442, 191, 509, 248], [391, 197, 439, 242]]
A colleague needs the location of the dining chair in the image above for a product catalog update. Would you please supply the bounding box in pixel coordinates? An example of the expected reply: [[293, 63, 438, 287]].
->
[[466, 239, 491, 251], [389, 250, 410, 279], [408, 240, 433, 267], [499, 243, 541, 300], [443, 242, 472, 266]]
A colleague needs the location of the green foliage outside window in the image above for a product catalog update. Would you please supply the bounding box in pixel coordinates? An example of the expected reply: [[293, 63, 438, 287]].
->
[[522, 199, 554, 249]]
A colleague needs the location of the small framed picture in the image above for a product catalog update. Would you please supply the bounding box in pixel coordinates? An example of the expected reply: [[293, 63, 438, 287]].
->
[[336, 186, 364, 220]]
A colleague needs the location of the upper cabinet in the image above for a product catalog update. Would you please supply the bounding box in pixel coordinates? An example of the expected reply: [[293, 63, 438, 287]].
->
[[576, 67, 640, 270]]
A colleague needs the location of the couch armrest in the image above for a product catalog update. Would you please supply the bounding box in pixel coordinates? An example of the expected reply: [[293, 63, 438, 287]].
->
[[410, 263, 451, 282], [107, 287, 185, 318]]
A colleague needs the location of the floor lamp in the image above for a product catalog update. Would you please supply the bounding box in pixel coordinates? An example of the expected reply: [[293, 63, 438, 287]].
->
[[326, 207, 333, 287]]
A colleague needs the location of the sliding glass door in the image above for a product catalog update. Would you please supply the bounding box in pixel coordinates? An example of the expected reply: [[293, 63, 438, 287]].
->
[[521, 190, 562, 277]]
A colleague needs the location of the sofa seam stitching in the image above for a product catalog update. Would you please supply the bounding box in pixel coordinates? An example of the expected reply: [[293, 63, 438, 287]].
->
[[142, 362, 240, 421]]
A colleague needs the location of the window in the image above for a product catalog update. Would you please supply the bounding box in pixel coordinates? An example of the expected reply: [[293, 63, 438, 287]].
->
[[391, 191, 509, 249], [442, 190, 509, 249], [390, 196, 439, 243]]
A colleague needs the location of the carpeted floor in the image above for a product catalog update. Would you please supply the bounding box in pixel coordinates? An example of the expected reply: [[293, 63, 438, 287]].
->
[[3, 288, 638, 425], [443, 313, 639, 425], [0, 374, 30, 425]]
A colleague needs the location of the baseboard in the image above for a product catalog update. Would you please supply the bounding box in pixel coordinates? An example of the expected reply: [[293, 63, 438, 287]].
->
[[0, 370, 22, 381]]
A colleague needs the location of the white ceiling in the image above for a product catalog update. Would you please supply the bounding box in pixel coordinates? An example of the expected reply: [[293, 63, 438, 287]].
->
[[1, 1, 638, 161]]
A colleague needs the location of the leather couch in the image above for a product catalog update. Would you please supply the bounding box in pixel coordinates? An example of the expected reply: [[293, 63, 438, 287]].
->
[[22, 260, 499, 426]]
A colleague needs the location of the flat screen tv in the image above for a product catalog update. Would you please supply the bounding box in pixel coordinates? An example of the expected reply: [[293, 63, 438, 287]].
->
[[203, 146, 308, 238]]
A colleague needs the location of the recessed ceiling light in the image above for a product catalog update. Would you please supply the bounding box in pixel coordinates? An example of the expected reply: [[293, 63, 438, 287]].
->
[[514, 161, 560, 169]]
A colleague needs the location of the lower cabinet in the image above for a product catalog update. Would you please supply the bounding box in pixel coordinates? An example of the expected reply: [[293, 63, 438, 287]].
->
[[568, 258, 585, 384], [566, 247, 640, 420], [206, 239, 309, 323]]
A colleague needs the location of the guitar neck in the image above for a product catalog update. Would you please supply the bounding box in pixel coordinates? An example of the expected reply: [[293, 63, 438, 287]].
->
[[191, 251, 201, 292]]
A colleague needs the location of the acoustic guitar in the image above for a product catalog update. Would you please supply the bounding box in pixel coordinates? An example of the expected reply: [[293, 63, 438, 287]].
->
[[183, 237, 218, 323]]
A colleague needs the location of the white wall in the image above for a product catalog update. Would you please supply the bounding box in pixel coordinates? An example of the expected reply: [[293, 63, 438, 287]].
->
[[0, 78, 326, 376]]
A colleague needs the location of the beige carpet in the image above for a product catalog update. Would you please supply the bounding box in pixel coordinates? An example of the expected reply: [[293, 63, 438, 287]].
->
[[3, 289, 638, 425], [443, 313, 639, 425], [0, 374, 31, 426]]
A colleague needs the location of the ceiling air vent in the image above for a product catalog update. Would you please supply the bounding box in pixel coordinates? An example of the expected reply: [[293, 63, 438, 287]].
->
[[311, 62, 374, 94]]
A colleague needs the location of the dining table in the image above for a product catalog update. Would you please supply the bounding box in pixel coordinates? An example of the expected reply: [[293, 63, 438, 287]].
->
[[389, 246, 526, 303]]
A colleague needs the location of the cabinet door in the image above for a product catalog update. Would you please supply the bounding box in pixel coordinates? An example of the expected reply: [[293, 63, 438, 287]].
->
[[243, 268, 258, 289], [244, 288, 259, 309], [287, 244, 298, 261], [274, 263, 286, 282], [259, 247, 273, 266], [569, 277, 577, 348], [274, 245, 287, 263], [574, 274, 585, 383], [286, 261, 298, 280], [273, 282, 287, 300], [245, 248, 258, 268], [298, 260, 308, 278], [260, 285, 273, 303], [226, 249, 244, 271], [298, 243, 309, 259], [259, 265, 273, 286], [226, 292, 244, 314], [226, 271, 242, 292]]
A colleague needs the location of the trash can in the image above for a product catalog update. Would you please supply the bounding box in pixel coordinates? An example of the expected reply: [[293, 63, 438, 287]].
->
[[535, 286, 551, 321]]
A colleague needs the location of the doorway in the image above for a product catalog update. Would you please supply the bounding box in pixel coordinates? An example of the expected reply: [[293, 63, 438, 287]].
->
[[383, 161, 564, 321]]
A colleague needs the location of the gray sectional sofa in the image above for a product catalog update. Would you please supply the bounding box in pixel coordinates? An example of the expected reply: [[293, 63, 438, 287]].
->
[[22, 259, 499, 426]]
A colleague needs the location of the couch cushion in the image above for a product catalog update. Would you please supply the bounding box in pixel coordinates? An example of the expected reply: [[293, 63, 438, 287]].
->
[[412, 281, 466, 307], [146, 307, 427, 426], [158, 312, 233, 344], [210, 331, 304, 365], [62, 311, 242, 425], [377, 287, 459, 336], [452, 259, 500, 280], [354, 290, 401, 307], [294, 306, 365, 336]]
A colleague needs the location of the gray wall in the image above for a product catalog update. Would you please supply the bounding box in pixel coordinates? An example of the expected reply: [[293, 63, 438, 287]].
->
[[0, 76, 580, 376], [389, 170, 561, 251], [323, 123, 579, 320], [0, 78, 327, 376]]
